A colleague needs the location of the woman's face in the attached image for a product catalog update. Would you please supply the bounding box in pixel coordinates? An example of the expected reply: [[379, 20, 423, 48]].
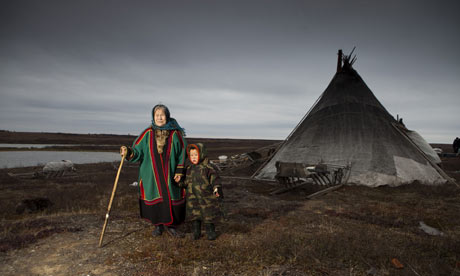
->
[[154, 108, 167, 127]]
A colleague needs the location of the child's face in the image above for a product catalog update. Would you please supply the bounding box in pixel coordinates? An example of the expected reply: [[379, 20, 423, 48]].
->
[[154, 108, 167, 127], [189, 149, 199, 164]]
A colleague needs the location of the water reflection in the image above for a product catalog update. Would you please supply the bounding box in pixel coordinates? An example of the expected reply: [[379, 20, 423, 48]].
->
[[0, 144, 106, 148], [0, 151, 121, 168]]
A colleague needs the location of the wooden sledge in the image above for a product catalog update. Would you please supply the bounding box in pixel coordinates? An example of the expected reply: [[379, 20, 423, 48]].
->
[[269, 162, 350, 196]]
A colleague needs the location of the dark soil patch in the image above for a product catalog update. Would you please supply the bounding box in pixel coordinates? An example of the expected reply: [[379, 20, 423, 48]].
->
[[0, 217, 82, 252]]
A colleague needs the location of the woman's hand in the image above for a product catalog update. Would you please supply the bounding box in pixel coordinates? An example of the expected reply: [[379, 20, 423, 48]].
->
[[174, 174, 182, 183], [120, 146, 128, 157]]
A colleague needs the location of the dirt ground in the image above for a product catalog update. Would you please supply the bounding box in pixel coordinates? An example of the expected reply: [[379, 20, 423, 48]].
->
[[0, 133, 459, 275]]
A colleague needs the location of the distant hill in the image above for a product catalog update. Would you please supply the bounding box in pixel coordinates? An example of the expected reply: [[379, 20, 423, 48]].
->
[[0, 130, 135, 145]]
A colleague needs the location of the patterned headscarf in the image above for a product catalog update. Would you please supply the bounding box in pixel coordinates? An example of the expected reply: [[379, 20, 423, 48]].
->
[[151, 104, 185, 135]]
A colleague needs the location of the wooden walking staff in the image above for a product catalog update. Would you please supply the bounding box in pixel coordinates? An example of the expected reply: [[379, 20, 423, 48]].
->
[[99, 151, 127, 247]]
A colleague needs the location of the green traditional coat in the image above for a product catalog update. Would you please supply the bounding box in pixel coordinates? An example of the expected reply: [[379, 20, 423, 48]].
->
[[129, 127, 187, 225], [180, 143, 222, 223]]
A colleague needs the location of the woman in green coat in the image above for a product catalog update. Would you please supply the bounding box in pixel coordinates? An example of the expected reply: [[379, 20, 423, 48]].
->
[[121, 104, 187, 237]]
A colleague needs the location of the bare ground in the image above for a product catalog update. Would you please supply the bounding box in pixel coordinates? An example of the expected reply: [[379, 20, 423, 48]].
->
[[0, 133, 459, 275]]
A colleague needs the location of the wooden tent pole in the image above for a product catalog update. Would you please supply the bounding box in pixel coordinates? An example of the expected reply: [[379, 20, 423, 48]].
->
[[98, 152, 126, 247], [307, 184, 344, 199], [337, 49, 343, 72]]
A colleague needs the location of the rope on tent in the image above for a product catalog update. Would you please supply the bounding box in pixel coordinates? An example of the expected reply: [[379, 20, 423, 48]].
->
[[250, 77, 327, 180], [285, 86, 326, 143]]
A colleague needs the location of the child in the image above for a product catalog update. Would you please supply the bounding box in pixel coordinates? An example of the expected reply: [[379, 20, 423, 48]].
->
[[180, 143, 223, 240]]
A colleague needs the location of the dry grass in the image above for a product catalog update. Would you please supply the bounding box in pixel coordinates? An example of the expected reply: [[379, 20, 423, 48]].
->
[[100, 180, 460, 276], [0, 136, 459, 275]]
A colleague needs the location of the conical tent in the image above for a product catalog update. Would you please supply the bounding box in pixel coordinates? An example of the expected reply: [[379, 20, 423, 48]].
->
[[255, 53, 446, 187]]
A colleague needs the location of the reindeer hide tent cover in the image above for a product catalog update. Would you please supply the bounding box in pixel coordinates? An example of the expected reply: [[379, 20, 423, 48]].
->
[[254, 51, 446, 187]]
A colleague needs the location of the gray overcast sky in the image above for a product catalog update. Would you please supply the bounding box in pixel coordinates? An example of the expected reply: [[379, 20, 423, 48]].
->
[[1, 0, 459, 143]]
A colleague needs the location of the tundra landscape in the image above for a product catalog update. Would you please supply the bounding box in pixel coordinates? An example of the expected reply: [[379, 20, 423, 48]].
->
[[0, 131, 459, 276]]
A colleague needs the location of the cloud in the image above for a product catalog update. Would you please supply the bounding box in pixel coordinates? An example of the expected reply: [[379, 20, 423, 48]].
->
[[1, 0, 459, 143]]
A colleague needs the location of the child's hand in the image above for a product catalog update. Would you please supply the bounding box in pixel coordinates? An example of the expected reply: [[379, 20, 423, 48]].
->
[[213, 187, 222, 198]]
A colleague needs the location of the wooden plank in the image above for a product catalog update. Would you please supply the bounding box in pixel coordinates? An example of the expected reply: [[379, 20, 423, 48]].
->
[[220, 175, 278, 184], [8, 172, 37, 178], [306, 184, 343, 199], [220, 176, 254, 181], [269, 180, 312, 195]]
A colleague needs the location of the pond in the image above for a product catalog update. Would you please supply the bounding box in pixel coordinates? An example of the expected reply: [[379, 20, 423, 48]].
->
[[0, 151, 122, 168], [0, 143, 108, 148]]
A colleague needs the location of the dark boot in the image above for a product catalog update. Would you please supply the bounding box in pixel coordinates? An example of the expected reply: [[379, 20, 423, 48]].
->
[[165, 226, 184, 238], [205, 223, 217, 240], [152, 225, 164, 236], [192, 220, 201, 240]]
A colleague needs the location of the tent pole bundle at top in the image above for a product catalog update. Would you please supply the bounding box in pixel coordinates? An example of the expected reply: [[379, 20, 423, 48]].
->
[[254, 49, 454, 187]]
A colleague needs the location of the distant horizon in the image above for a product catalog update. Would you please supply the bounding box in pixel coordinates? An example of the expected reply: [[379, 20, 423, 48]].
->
[[0, 128, 454, 145], [0, 129, 283, 141]]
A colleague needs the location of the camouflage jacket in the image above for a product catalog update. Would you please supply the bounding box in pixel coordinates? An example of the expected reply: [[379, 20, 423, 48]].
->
[[179, 143, 222, 223]]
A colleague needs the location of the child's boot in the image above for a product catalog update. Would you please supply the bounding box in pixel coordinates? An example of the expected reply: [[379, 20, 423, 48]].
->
[[152, 224, 164, 236], [205, 223, 217, 240], [192, 220, 201, 240]]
